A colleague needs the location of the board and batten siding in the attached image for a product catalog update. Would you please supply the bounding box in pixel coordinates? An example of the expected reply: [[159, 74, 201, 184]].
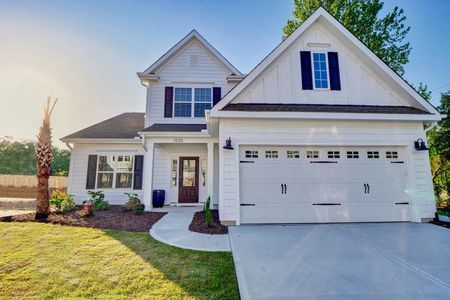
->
[[68, 143, 145, 205], [230, 21, 416, 108], [219, 119, 435, 224], [145, 39, 237, 128]]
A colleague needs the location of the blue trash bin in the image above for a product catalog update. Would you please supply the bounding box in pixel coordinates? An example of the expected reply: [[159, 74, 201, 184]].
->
[[152, 190, 165, 208]]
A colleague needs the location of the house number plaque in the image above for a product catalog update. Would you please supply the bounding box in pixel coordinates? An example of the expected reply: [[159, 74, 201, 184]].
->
[[174, 138, 184, 143]]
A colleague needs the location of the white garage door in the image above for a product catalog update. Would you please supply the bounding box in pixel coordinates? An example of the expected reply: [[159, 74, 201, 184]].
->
[[239, 146, 410, 223]]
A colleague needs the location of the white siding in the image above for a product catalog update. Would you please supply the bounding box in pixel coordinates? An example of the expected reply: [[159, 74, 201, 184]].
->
[[145, 39, 237, 127], [219, 119, 435, 223], [68, 143, 145, 205], [231, 21, 414, 107], [151, 143, 218, 205]]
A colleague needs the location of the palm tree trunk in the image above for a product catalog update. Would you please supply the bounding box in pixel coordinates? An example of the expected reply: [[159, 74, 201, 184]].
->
[[35, 97, 57, 221]]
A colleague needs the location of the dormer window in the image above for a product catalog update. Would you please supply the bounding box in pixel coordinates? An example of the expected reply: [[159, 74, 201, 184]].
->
[[312, 52, 329, 89], [173, 87, 212, 118]]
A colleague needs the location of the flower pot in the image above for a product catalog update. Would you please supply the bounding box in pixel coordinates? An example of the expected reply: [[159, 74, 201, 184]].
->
[[152, 190, 165, 208]]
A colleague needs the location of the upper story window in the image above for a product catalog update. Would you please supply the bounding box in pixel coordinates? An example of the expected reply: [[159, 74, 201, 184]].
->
[[312, 52, 329, 89], [174, 87, 211, 118], [300, 51, 340, 91]]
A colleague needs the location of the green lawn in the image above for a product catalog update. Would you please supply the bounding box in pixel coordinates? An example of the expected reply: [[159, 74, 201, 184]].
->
[[0, 222, 239, 299]]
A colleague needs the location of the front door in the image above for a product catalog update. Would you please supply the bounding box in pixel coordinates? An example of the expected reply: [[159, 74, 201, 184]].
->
[[179, 157, 199, 203]]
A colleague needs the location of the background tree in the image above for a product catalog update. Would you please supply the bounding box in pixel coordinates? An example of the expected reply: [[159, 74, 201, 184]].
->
[[283, 0, 411, 75], [0, 139, 70, 176], [426, 91, 450, 207], [35, 97, 57, 220]]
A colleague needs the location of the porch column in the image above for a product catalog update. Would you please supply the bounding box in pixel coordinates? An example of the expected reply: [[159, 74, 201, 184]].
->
[[207, 142, 214, 208], [142, 142, 154, 211]]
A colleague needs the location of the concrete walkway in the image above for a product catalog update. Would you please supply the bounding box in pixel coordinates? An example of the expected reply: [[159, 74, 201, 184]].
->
[[229, 223, 450, 300], [149, 206, 231, 252]]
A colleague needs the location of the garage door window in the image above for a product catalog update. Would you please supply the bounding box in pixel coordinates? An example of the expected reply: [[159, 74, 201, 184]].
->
[[327, 151, 340, 158], [245, 150, 258, 158], [287, 150, 300, 158], [347, 151, 359, 158], [367, 151, 380, 159], [386, 151, 398, 159], [265, 151, 278, 158], [307, 150, 319, 158]]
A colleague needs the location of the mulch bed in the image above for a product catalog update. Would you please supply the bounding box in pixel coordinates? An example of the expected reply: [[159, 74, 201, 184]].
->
[[0, 205, 166, 232], [189, 210, 228, 234]]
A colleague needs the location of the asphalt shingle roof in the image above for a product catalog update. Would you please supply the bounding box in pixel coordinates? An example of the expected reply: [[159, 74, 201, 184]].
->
[[221, 103, 430, 114], [143, 123, 207, 132], [62, 113, 145, 140]]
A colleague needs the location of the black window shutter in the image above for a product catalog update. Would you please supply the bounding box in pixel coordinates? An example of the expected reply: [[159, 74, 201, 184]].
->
[[133, 155, 144, 190], [86, 155, 98, 189], [328, 52, 341, 90], [164, 87, 173, 118], [300, 51, 313, 90], [212, 87, 221, 106]]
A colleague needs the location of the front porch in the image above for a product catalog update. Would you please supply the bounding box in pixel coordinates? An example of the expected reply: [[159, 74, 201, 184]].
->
[[140, 134, 219, 211]]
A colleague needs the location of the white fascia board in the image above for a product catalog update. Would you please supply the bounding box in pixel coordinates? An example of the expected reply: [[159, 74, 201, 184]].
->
[[141, 30, 242, 76], [59, 138, 142, 144], [209, 111, 443, 122], [138, 131, 212, 138], [211, 7, 440, 115]]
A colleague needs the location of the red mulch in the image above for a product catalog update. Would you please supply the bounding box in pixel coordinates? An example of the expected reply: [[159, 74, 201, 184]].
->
[[189, 210, 228, 234], [0, 205, 166, 232]]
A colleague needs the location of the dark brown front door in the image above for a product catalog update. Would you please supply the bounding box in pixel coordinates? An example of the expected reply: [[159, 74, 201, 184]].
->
[[178, 157, 199, 203]]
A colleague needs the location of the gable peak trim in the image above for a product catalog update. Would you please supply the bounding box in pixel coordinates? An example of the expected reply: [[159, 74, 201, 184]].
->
[[138, 29, 242, 79]]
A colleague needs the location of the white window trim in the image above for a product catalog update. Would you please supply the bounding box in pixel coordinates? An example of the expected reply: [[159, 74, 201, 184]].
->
[[311, 51, 330, 91], [173, 87, 212, 118], [96, 155, 134, 189]]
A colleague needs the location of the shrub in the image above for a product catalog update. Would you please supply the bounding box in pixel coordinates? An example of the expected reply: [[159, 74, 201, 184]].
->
[[78, 203, 94, 217], [123, 193, 145, 215], [50, 190, 76, 213], [203, 196, 212, 228], [87, 191, 110, 211]]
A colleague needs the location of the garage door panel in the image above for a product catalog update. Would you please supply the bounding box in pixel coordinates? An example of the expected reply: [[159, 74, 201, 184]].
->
[[239, 146, 409, 223]]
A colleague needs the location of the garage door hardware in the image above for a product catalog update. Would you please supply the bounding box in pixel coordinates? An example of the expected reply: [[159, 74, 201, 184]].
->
[[364, 183, 371, 194], [395, 202, 409, 205], [281, 184, 287, 194], [313, 203, 341, 206], [240, 203, 255, 206], [240, 160, 255, 163], [390, 161, 404, 164], [310, 161, 338, 163]]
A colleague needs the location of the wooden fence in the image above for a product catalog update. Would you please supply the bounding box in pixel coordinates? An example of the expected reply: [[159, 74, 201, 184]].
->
[[0, 174, 68, 189]]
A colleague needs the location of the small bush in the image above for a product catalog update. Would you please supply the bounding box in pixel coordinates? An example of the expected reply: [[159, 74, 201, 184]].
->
[[78, 203, 94, 217], [132, 203, 145, 215], [123, 193, 145, 215], [50, 190, 76, 213], [87, 191, 110, 211], [203, 196, 212, 228]]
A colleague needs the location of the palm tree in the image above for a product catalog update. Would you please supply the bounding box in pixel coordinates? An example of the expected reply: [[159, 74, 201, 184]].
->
[[35, 97, 57, 221]]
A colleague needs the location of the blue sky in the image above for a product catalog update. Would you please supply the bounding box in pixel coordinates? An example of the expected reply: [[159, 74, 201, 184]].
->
[[0, 0, 449, 146]]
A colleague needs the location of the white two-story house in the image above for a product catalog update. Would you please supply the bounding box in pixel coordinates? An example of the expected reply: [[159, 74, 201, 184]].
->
[[62, 7, 442, 225]]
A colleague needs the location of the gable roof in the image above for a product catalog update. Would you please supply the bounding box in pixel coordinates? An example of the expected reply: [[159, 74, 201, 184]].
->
[[138, 30, 242, 78], [210, 6, 440, 118], [61, 113, 144, 141]]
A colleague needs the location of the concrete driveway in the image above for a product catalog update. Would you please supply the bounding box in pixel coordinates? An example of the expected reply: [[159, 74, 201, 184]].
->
[[229, 223, 450, 300]]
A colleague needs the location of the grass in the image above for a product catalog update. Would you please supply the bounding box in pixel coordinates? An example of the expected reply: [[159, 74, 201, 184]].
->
[[0, 222, 239, 299]]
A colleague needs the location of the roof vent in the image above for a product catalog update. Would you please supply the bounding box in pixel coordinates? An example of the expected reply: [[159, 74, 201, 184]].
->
[[189, 54, 199, 68]]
